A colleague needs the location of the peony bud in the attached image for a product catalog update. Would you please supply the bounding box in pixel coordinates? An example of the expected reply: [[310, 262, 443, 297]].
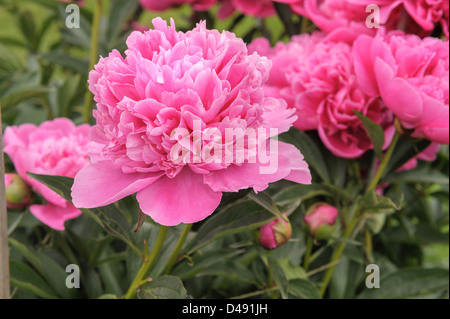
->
[[259, 214, 292, 249], [5, 173, 32, 210], [304, 203, 338, 240]]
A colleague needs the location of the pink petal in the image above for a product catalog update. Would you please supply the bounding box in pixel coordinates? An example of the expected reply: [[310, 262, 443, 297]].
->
[[30, 203, 82, 231], [203, 141, 310, 193], [375, 58, 423, 126], [71, 161, 163, 208], [136, 168, 222, 226]]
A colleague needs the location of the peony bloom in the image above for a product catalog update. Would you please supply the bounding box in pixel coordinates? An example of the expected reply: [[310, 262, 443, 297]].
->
[[249, 33, 395, 158], [304, 203, 338, 240], [3, 118, 91, 230], [353, 31, 449, 145], [71, 18, 311, 227], [139, 0, 216, 11], [258, 214, 292, 249], [287, 0, 384, 42], [349, 0, 449, 38], [398, 142, 441, 172], [4, 173, 32, 210]]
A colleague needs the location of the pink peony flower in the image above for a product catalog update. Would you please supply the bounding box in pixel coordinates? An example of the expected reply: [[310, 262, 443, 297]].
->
[[249, 33, 395, 158], [258, 214, 292, 249], [139, 0, 216, 11], [398, 142, 441, 172], [349, 0, 449, 38], [353, 31, 449, 144], [71, 18, 311, 227], [304, 203, 338, 239], [3, 118, 91, 230], [287, 0, 384, 42]]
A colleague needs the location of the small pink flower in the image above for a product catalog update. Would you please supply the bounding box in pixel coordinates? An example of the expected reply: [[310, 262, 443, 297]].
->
[[304, 203, 338, 239], [259, 214, 292, 249], [3, 118, 91, 230], [4, 173, 32, 210], [71, 18, 311, 227], [353, 31, 449, 144], [249, 33, 395, 158]]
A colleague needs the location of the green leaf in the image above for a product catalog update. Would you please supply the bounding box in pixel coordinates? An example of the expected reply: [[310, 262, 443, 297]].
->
[[8, 238, 44, 274], [353, 110, 385, 160], [273, 183, 332, 205], [362, 190, 402, 212], [385, 167, 449, 185], [41, 53, 89, 75], [281, 130, 331, 182], [289, 279, 321, 299], [10, 260, 58, 299], [1, 87, 51, 111], [106, 0, 138, 48], [137, 275, 188, 299], [358, 268, 449, 299], [27, 173, 140, 255], [186, 200, 275, 254], [385, 138, 431, 176], [172, 249, 242, 280], [247, 191, 286, 221], [267, 252, 288, 299], [277, 258, 307, 281]]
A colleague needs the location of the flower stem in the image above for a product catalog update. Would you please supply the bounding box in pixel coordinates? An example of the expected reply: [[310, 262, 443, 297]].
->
[[366, 132, 400, 193], [163, 223, 192, 275], [319, 211, 360, 297], [123, 225, 169, 299], [303, 236, 313, 271], [82, 0, 102, 124]]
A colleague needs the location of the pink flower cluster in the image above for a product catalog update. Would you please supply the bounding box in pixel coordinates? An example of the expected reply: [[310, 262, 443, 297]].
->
[[249, 33, 395, 158], [140, 0, 449, 39], [354, 31, 449, 144], [139, 0, 300, 18], [3, 118, 91, 230], [71, 18, 311, 226], [349, 0, 449, 38]]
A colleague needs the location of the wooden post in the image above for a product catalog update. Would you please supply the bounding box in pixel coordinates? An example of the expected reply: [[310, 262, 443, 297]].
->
[[0, 109, 10, 299]]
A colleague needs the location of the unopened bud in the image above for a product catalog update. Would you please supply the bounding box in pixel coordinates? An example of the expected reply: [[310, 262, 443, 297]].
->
[[304, 203, 338, 240], [259, 214, 292, 249], [5, 173, 32, 210]]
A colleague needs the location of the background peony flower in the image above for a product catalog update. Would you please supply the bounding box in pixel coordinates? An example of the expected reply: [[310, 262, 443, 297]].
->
[[304, 203, 338, 240], [139, 0, 216, 11], [71, 18, 311, 227], [3, 118, 91, 230], [398, 143, 441, 172], [249, 33, 395, 158], [349, 0, 449, 38], [353, 31, 449, 145], [286, 0, 384, 42]]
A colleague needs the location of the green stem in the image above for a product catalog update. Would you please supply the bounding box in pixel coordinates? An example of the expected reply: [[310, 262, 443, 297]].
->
[[303, 236, 313, 271], [366, 133, 400, 193], [123, 225, 169, 299], [365, 228, 374, 263], [163, 223, 192, 275], [82, 0, 102, 124], [319, 211, 360, 297]]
